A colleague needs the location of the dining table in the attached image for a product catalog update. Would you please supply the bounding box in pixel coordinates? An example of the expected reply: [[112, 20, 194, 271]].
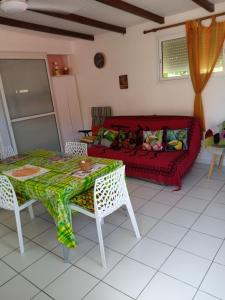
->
[[0, 149, 123, 251]]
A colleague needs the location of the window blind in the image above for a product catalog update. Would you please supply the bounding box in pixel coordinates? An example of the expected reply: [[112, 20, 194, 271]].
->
[[162, 37, 188, 78], [161, 37, 224, 78]]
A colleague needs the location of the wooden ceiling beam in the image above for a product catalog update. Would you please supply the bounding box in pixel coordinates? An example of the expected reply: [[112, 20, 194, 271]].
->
[[94, 0, 164, 24], [28, 9, 126, 34], [192, 0, 215, 12], [144, 10, 225, 34], [0, 16, 94, 40]]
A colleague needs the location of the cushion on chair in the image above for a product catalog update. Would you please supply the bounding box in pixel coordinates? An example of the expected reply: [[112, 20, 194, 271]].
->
[[80, 136, 96, 144], [16, 193, 28, 206], [70, 189, 94, 212]]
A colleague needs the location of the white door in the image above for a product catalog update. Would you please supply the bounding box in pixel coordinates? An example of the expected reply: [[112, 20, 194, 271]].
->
[[0, 58, 61, 153]]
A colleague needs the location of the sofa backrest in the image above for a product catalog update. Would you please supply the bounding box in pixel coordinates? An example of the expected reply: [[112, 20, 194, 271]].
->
[[103, 115, 201, 154]]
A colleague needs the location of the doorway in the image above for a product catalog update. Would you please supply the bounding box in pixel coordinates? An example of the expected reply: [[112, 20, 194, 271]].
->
[[0, 57, 61, 153]]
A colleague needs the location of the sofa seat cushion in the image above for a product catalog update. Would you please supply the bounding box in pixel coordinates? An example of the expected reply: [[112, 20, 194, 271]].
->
[[88, 145, 187, 173]]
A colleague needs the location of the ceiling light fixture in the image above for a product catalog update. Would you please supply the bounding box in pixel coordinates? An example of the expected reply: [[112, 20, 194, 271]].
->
[[0, 0, 28, 13]]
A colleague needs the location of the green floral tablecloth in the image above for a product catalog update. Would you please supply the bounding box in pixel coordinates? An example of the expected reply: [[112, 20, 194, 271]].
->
[[0, 150, 122, 248]]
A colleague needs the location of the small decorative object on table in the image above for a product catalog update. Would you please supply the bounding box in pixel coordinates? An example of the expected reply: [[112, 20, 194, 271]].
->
[[80, 159, 93, 171], [63, 66, 69, 75], [52, 61, 61, 76]]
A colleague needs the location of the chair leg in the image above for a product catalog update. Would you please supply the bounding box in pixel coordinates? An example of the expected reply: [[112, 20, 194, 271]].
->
[[125, 201, 141, 239], [28, 205, 34, 220], [96, 218, 106, 268], [218, 154, 224, 175], [14, 210, 24, 254], [208, 154, 217, 180]]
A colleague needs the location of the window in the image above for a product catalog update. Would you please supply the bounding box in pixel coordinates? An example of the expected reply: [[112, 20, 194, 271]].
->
[[160, 36, 224, 79]]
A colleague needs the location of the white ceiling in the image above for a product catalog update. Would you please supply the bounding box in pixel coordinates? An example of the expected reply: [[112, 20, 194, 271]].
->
[[0, 0, 225, 36]]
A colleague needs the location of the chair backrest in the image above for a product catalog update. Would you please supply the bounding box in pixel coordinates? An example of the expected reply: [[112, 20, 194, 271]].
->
[[65, 142, 88, 156], [0, 145, 15, 160], [0, 176, 18, 211], [94, 166, 128, 218]]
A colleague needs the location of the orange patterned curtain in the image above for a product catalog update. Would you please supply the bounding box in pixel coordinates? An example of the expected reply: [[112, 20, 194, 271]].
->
[[186, 17, 225, 132]]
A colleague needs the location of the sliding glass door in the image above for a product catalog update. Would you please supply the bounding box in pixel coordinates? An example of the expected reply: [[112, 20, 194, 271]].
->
[[0, 58, 61, 153]]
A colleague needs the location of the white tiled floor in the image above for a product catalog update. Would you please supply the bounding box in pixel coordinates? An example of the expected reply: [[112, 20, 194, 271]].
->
[[0, 163, 225, 299]]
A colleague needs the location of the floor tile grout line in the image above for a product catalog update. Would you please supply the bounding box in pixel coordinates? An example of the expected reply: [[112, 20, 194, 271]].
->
[[136, 184, 191, 236], [158, 173, 225, 299], [194, 290, 222, 300], [0, 213, 55, 241], [128, 199, 196, 300], [0, 168, 224, 299], [202, 212, 225, 223], [80, 256, 135, 300], [52, 237, 97, 265], [0, 264, 45, 299], [192, 210, 225, 299], [85, 183, 195, 298], [30, 290, 55, 300], [0, 222, 57, 261], [0, 241, 64, 292], [0, 222, 83, 295], [0, 267, 18, 288], [188, 179, 225, 231], [192, 259, 221, 299], [82, 279, 135, 300], [61, 213, 156, 300], [124, 171, 217, 295], [70, 193, 167, 299], [132, 188, 163, 203], [19, 264, 71, 299]]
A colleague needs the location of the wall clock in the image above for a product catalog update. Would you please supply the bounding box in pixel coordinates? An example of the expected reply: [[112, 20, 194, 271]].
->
[[94, 52, 105, 68]]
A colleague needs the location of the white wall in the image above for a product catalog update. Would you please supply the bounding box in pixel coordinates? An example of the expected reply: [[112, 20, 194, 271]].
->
[[73, 3, 225, 135], [0, 25, 73, 54]]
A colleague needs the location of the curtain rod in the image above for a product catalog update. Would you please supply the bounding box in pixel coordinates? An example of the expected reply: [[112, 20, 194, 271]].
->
[[143, 11, 225, 34]]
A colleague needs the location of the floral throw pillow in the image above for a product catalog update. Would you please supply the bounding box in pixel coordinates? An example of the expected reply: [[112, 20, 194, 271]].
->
[[166, 129, 189, 151], [94, 128, 119, 147], [111, 130, 128, 150], [142, 130, 163, 151]]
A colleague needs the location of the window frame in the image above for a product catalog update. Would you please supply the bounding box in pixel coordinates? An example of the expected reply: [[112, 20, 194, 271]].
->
[[158, 33, 225, 81]]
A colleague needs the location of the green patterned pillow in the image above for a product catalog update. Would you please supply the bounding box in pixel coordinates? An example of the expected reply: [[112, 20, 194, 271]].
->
[[142, 130, 163, 151], [94, 127, 106, 145], [166, 129, 189, 151], [104, 129, 118, 141], [94, 128, 118, 147]]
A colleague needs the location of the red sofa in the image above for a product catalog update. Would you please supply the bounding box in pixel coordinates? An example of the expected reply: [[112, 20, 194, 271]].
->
[[88, 115, 201, 188]]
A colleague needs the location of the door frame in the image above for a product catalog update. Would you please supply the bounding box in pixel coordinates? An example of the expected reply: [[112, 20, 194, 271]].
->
[[0, 52, 63, 152]]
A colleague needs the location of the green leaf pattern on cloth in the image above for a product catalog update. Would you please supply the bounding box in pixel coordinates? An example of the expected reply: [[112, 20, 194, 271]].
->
[[0, 150, 122, 248]]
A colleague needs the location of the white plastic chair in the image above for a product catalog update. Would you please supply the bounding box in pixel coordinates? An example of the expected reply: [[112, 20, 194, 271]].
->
[[0, 175, 37, 254], [0, 145, 16, 160], [69, 166, 140, 267], [65, 142, 88, 156]]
